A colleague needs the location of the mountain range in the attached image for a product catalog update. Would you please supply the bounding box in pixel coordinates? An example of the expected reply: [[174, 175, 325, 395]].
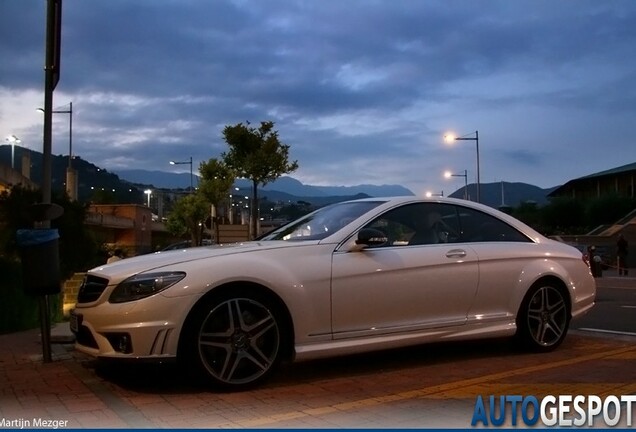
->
[[1, 145, 556, 208], [113, 169, 414, 198], [113, 169, 555, 207]]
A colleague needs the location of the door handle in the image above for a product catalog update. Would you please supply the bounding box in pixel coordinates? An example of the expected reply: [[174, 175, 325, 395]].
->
[[446, 249, 467, 258]]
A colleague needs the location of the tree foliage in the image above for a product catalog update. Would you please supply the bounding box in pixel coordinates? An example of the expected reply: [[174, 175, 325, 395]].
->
[[198, 158, 235, 209], [511, 195, 636, 236], [586, 194, 636, 228], [165, 193, 210, 246], [222, 121, 298, 238]]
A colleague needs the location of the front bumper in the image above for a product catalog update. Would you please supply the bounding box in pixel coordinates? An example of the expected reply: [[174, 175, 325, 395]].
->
[[71, 292, 196, 360]]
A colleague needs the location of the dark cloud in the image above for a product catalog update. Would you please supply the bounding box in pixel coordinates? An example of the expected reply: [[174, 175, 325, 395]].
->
[[2, 0, 636, 195]]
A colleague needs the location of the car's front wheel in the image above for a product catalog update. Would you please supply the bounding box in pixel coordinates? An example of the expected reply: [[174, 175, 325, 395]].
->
[[516, 282, 570, 352], [182, 290, 283, 390]]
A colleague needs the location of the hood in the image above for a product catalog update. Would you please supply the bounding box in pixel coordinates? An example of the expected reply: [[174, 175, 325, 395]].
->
[[90, 240, 315, 278]]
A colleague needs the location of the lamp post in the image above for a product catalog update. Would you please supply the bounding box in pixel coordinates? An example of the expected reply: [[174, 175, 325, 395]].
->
[[38, 102, 75, 199], [444, 169, 468, 200], [5, 135, 21, 169], [144, 189, 152, 207], [444, 130, 480, 203], [169, 156, 193, 192]]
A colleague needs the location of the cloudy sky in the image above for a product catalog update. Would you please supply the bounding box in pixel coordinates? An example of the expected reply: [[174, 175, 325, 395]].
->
[[1, 1, 635, 196]]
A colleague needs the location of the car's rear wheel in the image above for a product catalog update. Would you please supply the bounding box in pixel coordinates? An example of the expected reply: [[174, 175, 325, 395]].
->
[[183, 290, 283, 390], [516, 282, 570, 352]]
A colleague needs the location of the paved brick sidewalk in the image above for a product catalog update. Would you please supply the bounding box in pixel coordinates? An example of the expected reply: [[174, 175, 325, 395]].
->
[[2, 321, 636, 429], [3, 268, 636, 430]]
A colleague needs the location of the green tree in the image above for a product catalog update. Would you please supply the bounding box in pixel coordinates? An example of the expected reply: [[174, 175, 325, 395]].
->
[[198, 158, 235, 213], [541, 197, 586, 235], [586, 194, 636, 229], [511, 202, 544, 233], [165, 193, 210, 246], [222, 121, 299, 238], [198, 158, 236, 240]]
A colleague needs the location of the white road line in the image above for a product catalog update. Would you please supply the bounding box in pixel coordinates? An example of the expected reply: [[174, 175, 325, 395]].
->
[[620, 305, 636, 309], [578, 328, 636, 337]]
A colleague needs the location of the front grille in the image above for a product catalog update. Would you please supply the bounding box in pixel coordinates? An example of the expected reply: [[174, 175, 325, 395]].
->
[[77, 275, 109, 303]]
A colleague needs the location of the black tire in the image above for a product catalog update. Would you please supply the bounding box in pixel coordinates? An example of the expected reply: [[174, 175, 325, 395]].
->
[[516, 282, 570, 352], [181, 289, 284, 390]]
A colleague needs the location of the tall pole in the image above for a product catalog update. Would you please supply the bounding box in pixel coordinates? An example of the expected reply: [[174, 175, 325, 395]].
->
[[40, 0, 62, 364], [189, 156, 193, 192], [170, 158, 194, 192], [475, 130, 480, 204], [68, 102, 72, 168], [6, 135, 21, 170], [447, 130, 480, 203], [463, 169, 468, 200]]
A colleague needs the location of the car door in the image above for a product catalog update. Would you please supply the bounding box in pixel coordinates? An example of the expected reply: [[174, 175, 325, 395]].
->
[[453, 205, 537, 322], [330, 202, 479, 339]]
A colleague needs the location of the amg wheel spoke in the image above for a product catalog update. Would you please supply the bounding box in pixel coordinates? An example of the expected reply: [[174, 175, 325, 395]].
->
[[198, 296, 281, 386], [549, 300, 566, 317], [522, 285, 569, 348], [220, 351, 240, 381], [199, 332, 232, 349]]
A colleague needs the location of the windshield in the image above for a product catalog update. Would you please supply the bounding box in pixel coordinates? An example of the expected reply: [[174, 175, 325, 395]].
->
[[260, 201, 384, 241]]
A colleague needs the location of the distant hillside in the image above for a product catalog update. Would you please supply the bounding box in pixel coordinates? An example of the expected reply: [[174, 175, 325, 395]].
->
[[0, 145, 145, 203], [114, 170, 414, 198], [0, 145, 556, 208], [448, 182, 555, 207]]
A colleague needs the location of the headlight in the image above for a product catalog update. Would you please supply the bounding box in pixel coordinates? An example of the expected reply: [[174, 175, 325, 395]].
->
[[109, 272, 186, 303]]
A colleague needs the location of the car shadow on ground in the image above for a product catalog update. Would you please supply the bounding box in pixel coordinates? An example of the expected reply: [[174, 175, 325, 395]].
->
[[85, 336, 539, 394]]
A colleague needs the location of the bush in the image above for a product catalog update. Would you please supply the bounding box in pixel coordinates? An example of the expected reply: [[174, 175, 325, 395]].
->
[[0, 258, 62, 334]]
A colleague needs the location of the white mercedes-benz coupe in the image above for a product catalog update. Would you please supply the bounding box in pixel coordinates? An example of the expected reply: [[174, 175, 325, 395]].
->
[[71, 196, 595, 390]]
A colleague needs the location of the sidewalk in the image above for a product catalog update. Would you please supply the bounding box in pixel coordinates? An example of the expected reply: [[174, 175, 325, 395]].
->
[[1, 274, 635, 429], [594, 268, 636, 288]]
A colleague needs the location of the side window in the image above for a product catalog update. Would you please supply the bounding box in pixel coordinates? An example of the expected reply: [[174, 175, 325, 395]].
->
[[362, 203, 461, 247], [457, 207, 531, 243], [364, 206, 416, 247]]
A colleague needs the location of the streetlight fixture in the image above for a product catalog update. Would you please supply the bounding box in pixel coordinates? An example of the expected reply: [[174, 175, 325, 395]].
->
[[144, 189, 152, 207], [444, 130, 480, 203], [5, 135, 21, 169], [444, 169, 468, 200], [169, 156, 193, 192], [38, 102, 75, 199]]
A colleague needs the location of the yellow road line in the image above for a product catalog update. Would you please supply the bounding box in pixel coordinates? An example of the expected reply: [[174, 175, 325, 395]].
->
[[239, 345, 636, 428]]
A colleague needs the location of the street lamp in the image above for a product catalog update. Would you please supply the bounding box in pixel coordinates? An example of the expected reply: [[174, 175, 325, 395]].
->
[[5, 135, 21, 169], [38, 102, 75, 199], [425, 191, 444, 197], [144, 189, 152, 207], [444, 169, 468, 200], [169, 156, 193, 192], [444, 130, 480, 203]]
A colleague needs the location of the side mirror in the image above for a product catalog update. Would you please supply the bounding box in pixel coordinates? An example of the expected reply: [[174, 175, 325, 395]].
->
[[355, 228, 389, 248]]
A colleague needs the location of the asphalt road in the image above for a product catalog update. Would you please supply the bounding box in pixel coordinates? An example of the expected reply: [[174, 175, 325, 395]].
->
[[572, 274, 636, 337]]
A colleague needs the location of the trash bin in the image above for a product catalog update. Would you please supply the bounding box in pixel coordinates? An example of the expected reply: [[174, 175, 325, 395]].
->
[[16, 229, 61, 295]]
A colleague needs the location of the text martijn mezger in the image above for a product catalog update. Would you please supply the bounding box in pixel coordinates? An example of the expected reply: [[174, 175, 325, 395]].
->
[[1, 418, 68, 429]]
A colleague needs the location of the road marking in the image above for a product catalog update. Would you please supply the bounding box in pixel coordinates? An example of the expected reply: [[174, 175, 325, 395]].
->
[[620, 305, 636, 309], [578, 327, 636, 337], [238, 345, 636, 428]]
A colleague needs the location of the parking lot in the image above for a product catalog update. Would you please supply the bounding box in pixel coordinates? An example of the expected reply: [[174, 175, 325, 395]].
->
[[1, 321, 635, 428]]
